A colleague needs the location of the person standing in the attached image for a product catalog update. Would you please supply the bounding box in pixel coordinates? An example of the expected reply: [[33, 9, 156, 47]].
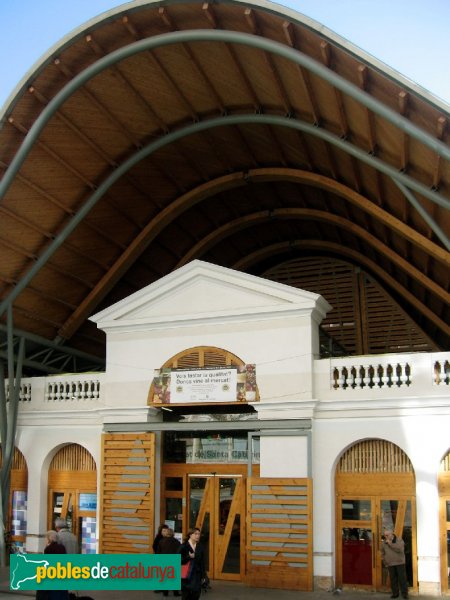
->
[[153, 523, 169, 553], [179, 528, 206, 600], [158, 528, 181, 597], [35, 530, 69, 600], [381, 530, 408, 599], [54, 518, 79, 554]]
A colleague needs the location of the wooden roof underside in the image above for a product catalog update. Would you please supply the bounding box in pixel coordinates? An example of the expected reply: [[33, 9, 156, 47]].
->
[[0, 0, 449, 374]]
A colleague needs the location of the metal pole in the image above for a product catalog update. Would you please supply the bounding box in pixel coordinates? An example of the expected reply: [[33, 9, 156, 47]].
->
[[392, 179, 450, 250]]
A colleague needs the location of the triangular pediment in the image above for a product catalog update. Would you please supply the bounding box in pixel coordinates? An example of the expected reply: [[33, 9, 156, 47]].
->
[[90, 260, 331, 331]]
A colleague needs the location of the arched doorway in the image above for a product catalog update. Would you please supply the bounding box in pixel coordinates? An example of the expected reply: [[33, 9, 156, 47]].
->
[[0, 447, 27, 553], [48, 444, 97, 553], [439, 450, 450, 594], [335, 439, 417, 592], [154, 346, 259, 582]]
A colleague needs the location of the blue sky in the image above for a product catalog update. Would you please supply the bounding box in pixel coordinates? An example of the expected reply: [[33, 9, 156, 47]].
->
[[1, 0, 450, 110]]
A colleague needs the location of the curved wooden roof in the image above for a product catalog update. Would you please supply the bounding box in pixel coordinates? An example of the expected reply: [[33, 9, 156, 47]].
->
[[0, 0, 449, 374]]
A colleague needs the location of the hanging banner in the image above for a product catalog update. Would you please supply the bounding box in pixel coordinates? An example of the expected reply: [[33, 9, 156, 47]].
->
[[151, 365, 256, 404]]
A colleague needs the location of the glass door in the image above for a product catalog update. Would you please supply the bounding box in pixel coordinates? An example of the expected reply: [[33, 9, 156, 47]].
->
[[188, 474, 244, 580], [340, 499, 374, 587], [442, 499, 450, 593], [378, 498, 414, 591], [337, 496, 416, 591]]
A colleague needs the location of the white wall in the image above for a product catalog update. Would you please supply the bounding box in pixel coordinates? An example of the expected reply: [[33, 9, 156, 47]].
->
[[15, 425, 102, 552]]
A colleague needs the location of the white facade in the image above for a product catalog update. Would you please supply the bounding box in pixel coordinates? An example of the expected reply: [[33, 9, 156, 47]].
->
[[9, 261, 450, 593]]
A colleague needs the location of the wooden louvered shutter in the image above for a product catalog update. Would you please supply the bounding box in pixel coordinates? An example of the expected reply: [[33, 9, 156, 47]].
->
[[99, 433, 155, 553]]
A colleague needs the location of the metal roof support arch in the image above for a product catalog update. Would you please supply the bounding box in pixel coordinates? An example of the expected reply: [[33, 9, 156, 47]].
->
[[392, 179, 450, 250], [1, 112, 449, 321]]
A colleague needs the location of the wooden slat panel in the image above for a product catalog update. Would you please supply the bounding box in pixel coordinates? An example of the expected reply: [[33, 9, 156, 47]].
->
[[99, 433, 155, 554], [264, 257, 435, 355], [247, 477, 313, 591], [337, 440, 413, 473], [49, 444, 96, 471]]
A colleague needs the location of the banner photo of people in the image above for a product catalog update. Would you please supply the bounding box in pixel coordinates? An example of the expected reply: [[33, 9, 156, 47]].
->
[[151, 365, 257, 404]]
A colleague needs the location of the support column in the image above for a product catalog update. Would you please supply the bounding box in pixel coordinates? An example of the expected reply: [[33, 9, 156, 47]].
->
[[416, 470, 441, 595], [23, 444, 49, 553]]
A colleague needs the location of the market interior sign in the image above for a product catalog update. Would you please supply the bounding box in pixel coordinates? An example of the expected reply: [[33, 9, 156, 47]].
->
[[151, 365, 257, 404]]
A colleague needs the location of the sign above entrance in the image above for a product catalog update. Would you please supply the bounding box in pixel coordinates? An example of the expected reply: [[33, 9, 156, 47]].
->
[[151, 365, 257, 404]]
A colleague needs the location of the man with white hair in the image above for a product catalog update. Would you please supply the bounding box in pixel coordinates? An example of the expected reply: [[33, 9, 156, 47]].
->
[[54, 518, 79, 554], [381, 530, 408, 599]]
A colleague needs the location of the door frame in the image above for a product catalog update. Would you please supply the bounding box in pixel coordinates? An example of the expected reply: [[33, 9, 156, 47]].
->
[[187, 473, 244, 580], [439, 469, 450, 594], [161, 463, 251, 581], [336, 472, 417, 592]]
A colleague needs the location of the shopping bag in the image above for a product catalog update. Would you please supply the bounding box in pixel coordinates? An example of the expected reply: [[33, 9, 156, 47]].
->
[[181, 560, 193, 580]]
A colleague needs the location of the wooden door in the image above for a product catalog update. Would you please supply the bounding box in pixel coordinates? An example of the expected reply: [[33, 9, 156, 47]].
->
[[440, 498, 450, 594], [188, 474, 244, 580], [336, 494, 416, 591]]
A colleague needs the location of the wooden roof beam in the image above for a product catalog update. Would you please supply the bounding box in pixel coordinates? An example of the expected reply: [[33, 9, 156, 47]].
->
[[51, 167, 449, 340], [397, 91, 410, 172], [283, 21, 321, 124], [244, 8, 293, 115], [292, 130, 314, 170], [323, 140, 338, 179], [202, 4, 260, 112], [357, 65, 377, 154], [320, 42, 349, 139], [350, 155, 363, 193], [85, 33, 169, 133], [152, 9, 227, 115], [0, 272, 77, 312], [6, 117, 132, 250], [432, 116, 447, 190], [27, 83, 170, 231], [8, 115, 97, 190], [176, 207, 449, 302], [28, 87, 149, 232], [265, 125, 289, 166], [0, 233, 95, 291], [0, 205, 112, 275], [53, 58, 143, 149]]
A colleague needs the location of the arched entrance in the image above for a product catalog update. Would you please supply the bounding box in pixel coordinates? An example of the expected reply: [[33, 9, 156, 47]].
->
[[0, 447, 27, 553], [439, 450, 450, 594], [335, 439, 417, 592], [48, 444, 97, 553], [155, 346, 259, 582]]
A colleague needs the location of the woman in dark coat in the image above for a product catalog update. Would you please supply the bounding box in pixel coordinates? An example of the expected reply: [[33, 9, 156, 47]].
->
[[157, 528, 181, 597], [36, 531, 69, 600], [178, 528, 206, 600]]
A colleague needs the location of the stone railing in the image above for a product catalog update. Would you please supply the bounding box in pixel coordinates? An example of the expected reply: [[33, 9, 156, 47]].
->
[[6, 382, 32, 402], [314, 351, 450, 403], [329, 355, 449, 390], [46, 378, 101, 401], [5, 352, 450, 411], [7, 373, 106, 410]]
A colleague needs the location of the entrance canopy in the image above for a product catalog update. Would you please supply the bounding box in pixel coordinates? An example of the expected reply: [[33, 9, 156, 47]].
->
[[0, 0, 449, 374]]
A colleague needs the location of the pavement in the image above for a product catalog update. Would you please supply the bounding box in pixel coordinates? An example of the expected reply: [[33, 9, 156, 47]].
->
[[0, 566, 435, 600]]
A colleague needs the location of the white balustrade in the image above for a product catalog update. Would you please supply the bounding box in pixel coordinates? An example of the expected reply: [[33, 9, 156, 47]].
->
[[433, 360, 450, 385], [45, 379, 101, 402], [6, 382, 32, 402], [331, 361, 412, 390]]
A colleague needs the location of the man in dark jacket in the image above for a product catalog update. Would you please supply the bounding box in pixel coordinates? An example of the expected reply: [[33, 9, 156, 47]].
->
[[381, 530, 408, 599]]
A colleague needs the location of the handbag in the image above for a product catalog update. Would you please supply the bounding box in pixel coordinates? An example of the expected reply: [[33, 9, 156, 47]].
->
[[181, 560, 194, 580]]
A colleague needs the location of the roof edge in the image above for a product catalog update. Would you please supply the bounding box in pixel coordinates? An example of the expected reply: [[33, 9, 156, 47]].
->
[[2, 0, 449, 123]]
